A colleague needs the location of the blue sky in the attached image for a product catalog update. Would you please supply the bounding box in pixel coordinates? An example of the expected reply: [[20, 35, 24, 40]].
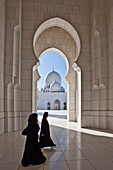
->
[[37, 51, 68, 90]]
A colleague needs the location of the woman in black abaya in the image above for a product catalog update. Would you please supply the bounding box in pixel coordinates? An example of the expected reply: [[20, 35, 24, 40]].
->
[[40, 112, 56, 148], [21, 113, 46, 167]]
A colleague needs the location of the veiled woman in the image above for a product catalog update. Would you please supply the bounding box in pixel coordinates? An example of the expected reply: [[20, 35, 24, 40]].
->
[[40, 112, 56, 148], [21, 113, 46, 167]]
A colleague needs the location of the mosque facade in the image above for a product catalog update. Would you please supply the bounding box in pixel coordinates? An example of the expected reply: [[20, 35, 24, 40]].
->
[[37, 69, 67, 110]]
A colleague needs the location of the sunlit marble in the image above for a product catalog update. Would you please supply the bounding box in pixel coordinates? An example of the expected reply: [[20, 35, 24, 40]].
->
[[0, 116, 113, 170]]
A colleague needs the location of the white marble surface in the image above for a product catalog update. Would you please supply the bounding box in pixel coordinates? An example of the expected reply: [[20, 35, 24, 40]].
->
[[0, 116, 113, 169]]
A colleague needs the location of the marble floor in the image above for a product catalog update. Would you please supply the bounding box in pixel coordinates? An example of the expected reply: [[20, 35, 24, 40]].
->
[[1, 117, 113, 170]]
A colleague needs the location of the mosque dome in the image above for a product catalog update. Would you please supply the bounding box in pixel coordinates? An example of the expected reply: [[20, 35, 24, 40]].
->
[[45, 69, 61, 85], [50, 81, 61, 92]]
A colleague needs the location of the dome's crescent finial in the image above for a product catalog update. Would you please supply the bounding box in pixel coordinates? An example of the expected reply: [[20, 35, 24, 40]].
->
[[52, 66, 54, 71]]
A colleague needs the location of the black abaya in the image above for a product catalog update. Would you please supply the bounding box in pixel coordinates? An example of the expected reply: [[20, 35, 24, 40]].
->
[[21, 123, 46, 167], [40, 118, 56, 148]]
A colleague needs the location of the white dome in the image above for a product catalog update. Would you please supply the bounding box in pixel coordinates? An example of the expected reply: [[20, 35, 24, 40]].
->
[[45, 70, 61, 85], [50, 81, 61, 92]]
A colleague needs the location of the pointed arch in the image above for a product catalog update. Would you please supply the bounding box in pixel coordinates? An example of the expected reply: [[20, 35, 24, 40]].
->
[[39, 47, 69, 76], [54, 99, 60, 110], [33, 17, 81, 61]]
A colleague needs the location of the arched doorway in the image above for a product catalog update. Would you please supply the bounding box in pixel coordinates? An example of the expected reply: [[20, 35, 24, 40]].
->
[[37, 48, 69, 116], [32, 17, 81, 128], [54, 100, 60, 110], [47, 102, 51, 110], [63, 102, 67, 110]]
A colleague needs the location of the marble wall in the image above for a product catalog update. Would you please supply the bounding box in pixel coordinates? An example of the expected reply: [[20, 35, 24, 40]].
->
[[0, 0, 5, 134], [106, 0, 113, 130], [1, 0, 113, 133]]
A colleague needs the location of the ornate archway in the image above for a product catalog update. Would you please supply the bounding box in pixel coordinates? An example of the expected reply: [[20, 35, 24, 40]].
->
[[54, 99, 60, 110], [33, 17, 80, 61], [32, 17, 81, 128]]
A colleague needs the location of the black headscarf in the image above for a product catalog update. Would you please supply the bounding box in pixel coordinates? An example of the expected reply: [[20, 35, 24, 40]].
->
[[43, 112, 48, 119], [28, 113, 38, 125]]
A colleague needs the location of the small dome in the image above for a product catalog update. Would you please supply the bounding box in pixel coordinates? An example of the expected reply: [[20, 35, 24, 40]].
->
[[50, 81, 61, 92], [45, 70, 61, 85]]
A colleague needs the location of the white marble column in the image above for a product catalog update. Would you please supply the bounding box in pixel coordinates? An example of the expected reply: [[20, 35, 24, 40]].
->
[[13, 25, 20, 82], [72, 63, 81, 128], [6, 83, 14, 132], [14, 84, 21, 130], [32, 62, 40, 112], [13, 25, 21, 131]]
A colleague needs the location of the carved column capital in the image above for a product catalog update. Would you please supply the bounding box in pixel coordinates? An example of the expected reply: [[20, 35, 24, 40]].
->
[[72, 63, 81, 72]]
